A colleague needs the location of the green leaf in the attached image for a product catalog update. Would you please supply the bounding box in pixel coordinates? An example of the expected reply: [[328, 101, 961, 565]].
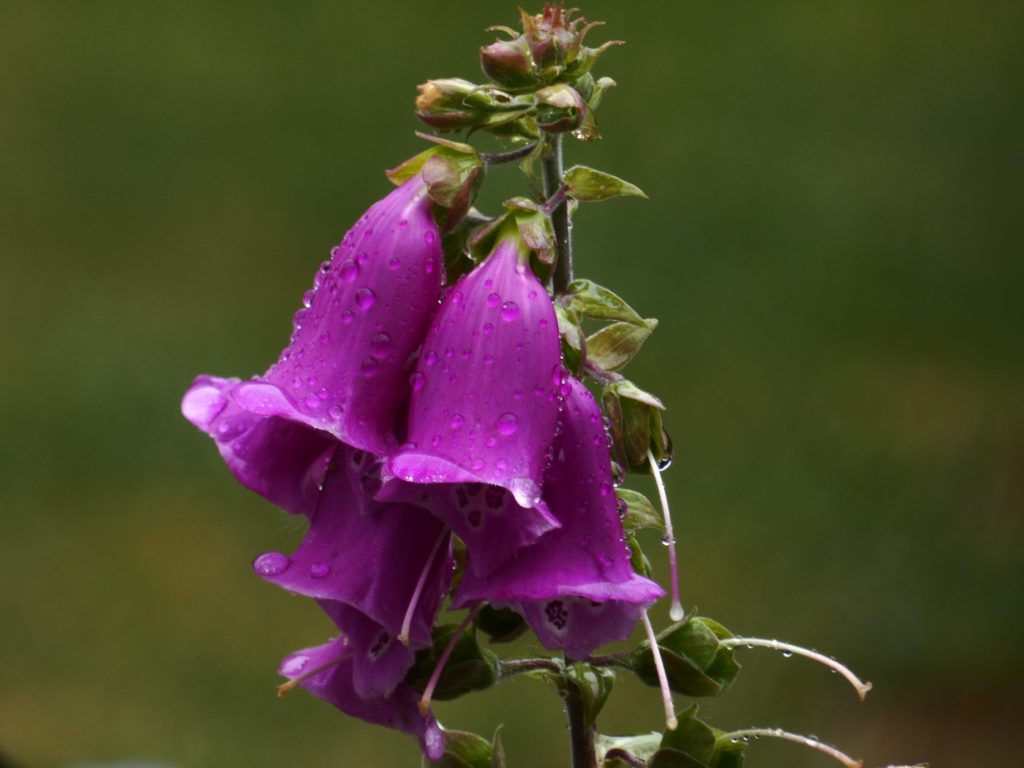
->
[[632, 617, 741, 698], [563, 165, 647, 202], [559, 279, 646, 326], [587, 319, 657, 371], [565, 663, 616, 729], [424, 730, 494, 768], [625, 532, 652, 577], [616, 488, 664, 533]]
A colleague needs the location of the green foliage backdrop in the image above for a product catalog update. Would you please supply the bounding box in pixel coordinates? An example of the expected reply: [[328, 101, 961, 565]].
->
[[1, 1, 1020, 765]]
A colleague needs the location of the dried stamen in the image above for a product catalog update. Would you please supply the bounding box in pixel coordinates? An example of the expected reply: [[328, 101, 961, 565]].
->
[[640, 611, 677, 730], [718, 636, 873, 701], [648, 450, 683, 621]]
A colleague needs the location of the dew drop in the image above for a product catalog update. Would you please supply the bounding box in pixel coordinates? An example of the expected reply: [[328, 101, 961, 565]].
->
[[424, 231, 436, 245], [360, 356, 379, 377], [370, 332, 391, 355], [424, 351, 438, 366], [451, 291, 464, 305], [328, 404, 344, 419], [304, 394, 321, 409], [483, 354, 495, 366], [355, 288, 376, 310], [341, 310, 355, 325], [500, 301, 520, 322], [339, 260, 359, 283], [319, 332, 331, 345], [486, 292, 501, 309], [388, 256, 401, 270], [253, 552, 290, 577], [469, 457, 485, 471], [310, 562, 331, 579], [450, 414, 465, 430], [496, 412, 519, 436], [410, 372, 426, 392], [482, 322, 494, 336]]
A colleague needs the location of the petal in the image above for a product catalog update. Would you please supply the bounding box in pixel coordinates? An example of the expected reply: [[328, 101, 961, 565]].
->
[[256, 445, 452, 653], [319, 601, 415, 700], [279, 637, 444, 760], [388, 234, 564, 566], [182, 375, 335, 516], [455, 377, 663, 657], [183, 175, 444, 469]]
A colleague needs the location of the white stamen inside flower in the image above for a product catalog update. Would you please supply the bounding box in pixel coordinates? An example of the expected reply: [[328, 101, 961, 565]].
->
[[398, 530, 450, 646], [721, 728, 863, 768], [640, 611, 678, 731]]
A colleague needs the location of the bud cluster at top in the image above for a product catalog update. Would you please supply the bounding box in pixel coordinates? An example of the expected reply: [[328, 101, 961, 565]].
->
[[416, 3, 620, 140]]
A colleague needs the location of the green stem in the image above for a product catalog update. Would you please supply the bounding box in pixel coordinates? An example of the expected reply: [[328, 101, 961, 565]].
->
[[542, 134, 574, 295], [563, 671, 598, 768]]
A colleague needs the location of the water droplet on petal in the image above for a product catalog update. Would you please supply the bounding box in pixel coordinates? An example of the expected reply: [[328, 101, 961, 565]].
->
[[449, 414, 465, 430], [500, 301, 520, 322], [328, 404, 344, 419], [424, 351, 438, 366], [487, 292, 501, 308], [310, 562, 331, 579], [253, 552, 290, 577], [360, 356, 379, 377], [424, 231, 436, 245], [355, 288, 376, 310], [496, 412, 519, 436], [341, 310, 355, 325], [304, 394, 321, 408], [482, 322, 494, 336], [410, 372, 426, 392], [339, 260, 359, 283], [371, 332, 391, 356]]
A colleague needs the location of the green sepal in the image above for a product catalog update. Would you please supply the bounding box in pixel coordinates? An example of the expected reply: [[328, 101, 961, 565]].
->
[[615, 488, 664, 533], [421, 152, 485, 234], [648, 707, 747, 768], [556, 305, 585, 378], [602, 380, 665, 472], [632, 617, 741, 698], [564, 663, 616, 729], [625, 532, 652, 577], [563, 165, 646, 202], [474, 604, 528, 644], [586, 319, 657, 372], [512, 207, 556, 265], [558, 279, 646, 326], [491, 726, 507, 768], [423, 730, 494, 768], [408, 623, 499, 702], [597, 733, 662, 768]]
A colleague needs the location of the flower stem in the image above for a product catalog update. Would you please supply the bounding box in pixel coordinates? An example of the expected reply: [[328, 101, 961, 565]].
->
[[542, 134, 574, 295], [721, 728, 863, 768], [563, 659, 598, 768], [648, 450, 684, 622], [499, 657, 564, 678], [718, 636, 873, 700]]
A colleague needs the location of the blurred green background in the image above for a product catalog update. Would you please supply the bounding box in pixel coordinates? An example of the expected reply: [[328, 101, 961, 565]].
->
[[2, 1, 1021, 766]]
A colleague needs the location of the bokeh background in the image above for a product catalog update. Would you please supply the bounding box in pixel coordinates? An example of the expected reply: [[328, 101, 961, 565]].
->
[[2, 1, 1021, 766]]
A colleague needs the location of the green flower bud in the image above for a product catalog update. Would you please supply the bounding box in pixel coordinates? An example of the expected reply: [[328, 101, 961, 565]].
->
[[535, 83, 586, 133], [480, 36, 539, 89]]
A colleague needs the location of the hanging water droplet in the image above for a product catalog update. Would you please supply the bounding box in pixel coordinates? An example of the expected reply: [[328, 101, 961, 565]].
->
[[782, 650, 793, 658], [253, 552, 290, 577]]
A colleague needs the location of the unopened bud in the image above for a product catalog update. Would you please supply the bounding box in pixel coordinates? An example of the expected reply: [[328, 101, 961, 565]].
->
[[535, 83, 586, 133], [480, 36, 538, 89], [415, 78, 480, 130]]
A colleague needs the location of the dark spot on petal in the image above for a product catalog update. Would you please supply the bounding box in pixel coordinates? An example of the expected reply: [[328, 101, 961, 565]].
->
[[545, 600, 568, 630]]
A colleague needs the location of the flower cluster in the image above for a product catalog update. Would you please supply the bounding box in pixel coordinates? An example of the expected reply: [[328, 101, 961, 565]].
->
[[182, 173, 662, 758]]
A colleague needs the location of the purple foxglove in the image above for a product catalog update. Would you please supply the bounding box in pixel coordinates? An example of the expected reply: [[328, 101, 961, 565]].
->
[[454, 377, 664, 659], [182, 175, 444, 494], [253, 445, 452, 698], [387, 231, 564, 573], [278, 636, 445, 761]]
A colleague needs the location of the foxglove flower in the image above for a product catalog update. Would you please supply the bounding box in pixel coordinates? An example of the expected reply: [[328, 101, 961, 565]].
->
[[254, 445, 452, 699], [387, 231, 564, 573], [278, 636, 445, 760], [182, 174, 444, 506], [455, 377, 664, 658]]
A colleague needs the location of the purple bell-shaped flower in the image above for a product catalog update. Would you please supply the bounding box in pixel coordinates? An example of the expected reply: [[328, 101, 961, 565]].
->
[[277, 635, 445, 761], [454, 377, 664, 659], [386, 230, 565, 573], [182, 175, 445, 503], [253, 445, 452, 699]]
